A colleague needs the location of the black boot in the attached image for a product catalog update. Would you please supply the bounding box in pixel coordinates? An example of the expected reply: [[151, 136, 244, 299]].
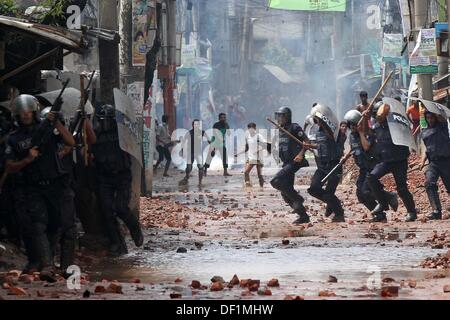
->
[[405, 211, 417, 222], [386, 192, 399, 212], [426, 187, 442, 220], [324, 206, 333, 217], [427, 211, 442, 220], [371, 212, 387, 223], [323, 194, 345, 223], [293, 214, 310, 225], [332, 213, 345, 223], [292, 201, 310, 224], [371, 203, 389, 216]]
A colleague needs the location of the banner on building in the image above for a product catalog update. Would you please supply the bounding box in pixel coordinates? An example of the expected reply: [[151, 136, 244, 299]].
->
[[382, 33, 403, 62], [269, 0, 346, 12], [410, 28, 438, 74], [181, 44, 197, 68], [132, 0, 157, 66], [127, 81, 145, 116], [114, 88, 143, 167]]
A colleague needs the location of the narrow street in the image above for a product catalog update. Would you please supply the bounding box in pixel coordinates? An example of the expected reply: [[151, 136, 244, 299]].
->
[[3, 163, 449, 300]]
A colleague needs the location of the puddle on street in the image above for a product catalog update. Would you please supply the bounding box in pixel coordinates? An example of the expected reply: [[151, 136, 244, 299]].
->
[[86, 244, 443, 286]]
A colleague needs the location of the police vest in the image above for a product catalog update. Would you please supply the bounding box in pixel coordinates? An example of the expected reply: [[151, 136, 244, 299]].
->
[[315, 129, 342, 164], [279, 123, 307, 167], [373, 123, 409, 162], [8, 125, 65, 184], [349, 132, 377, 170], [421, 123, 450, 161], [93, 130, 131, 174]]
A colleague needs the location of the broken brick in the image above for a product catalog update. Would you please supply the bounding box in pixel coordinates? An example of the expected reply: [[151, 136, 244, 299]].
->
[[267, 279, 279, 287], [8, 286, 27, 296], [210, 282, 224, 291], [94, 285, 106, 293], [381, 286, 399, 297], [191, 280, 201, 289], [318, 290, 336, 297]]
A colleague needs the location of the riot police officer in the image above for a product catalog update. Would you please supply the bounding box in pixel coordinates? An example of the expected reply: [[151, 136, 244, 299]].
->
[[92, 104, 144, 256], [344, 110, 398, 222], [419, 111, 450, 220], [40, 107, 79, 273], [270, 107, 310, 225], [5, 94, 75, 276], [366, 103, 418, 222], [307, 104, 345, 222]]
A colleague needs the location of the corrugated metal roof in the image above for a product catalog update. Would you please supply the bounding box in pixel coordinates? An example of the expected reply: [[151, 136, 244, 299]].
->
[[0, 15, 87, 53]]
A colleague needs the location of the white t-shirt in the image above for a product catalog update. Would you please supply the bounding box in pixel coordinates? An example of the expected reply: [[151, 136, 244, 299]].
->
[[245, 131, 267, 163]]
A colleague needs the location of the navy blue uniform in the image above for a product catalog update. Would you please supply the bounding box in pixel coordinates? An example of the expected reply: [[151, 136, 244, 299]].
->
[[5, 123, 66, 270], [270, 123, 309, 215], [367, 121, 416, 215], [421, 121, 450, 215], [307, 127, 345, 218], [349, 132, 378, 211]]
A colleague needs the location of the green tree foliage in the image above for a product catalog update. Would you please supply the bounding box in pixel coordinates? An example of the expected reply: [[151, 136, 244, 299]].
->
[[0, 0, 19, 17], [36, 0, 69, 25]]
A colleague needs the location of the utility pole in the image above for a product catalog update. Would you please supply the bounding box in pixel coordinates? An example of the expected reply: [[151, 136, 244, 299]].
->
[[414, 0, 434, 100], [98, 0, 120, 104], [239, 0, 250, 92], [160, 0, 177, 132]]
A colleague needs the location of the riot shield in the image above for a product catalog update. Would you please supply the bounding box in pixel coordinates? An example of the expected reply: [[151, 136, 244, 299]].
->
[[113, 88, 143, 167], [36, 88, 94, 122], [382, 97, 417, 151], [310, 104, 339, 140], [409, 97, 450, 119]]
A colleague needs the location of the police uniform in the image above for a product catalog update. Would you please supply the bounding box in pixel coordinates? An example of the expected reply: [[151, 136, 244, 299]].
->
[[307, 126, 345, 221], [92, 105, 143, 256], [270, 118, 310, 223], [349, 131, 378, 211], [368, 120, 417, 221], [6, 123, 66, 272], [421, 119, 450, 220]]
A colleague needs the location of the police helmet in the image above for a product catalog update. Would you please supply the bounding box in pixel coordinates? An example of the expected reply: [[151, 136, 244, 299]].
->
[[275, 106, 292, 123], [11, 94, 40, 123], [12, 94, 39, 116], [372, 101, 384, 117], [344, 110, 362, 125]]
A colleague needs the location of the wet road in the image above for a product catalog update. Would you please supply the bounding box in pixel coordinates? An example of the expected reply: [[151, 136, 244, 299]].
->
[[81, 164, 450, 300]]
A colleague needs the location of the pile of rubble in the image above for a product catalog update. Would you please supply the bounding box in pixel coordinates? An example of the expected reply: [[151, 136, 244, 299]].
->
[[425, 231, 450, 249], [140, 197, 192, 229], [420, 250, 450, 269]]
